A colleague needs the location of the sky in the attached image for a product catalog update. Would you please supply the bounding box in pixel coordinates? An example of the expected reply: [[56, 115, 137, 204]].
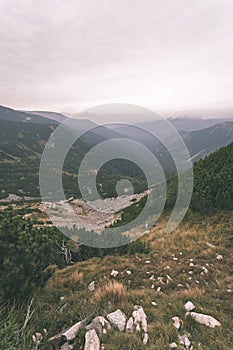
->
[[1, 0, 233, 115]]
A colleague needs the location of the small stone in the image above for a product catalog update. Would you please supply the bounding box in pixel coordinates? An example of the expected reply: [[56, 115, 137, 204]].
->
[[184, 301, 195, 312], [179, 334, 193, 349], [126, 270, 132, 275], [111, 270, 119, 277], [151, 301, 157, 306], [88, 281, 95, 292], [169, 342, 178, 348], [143, 332, 149, 345], [172, 316, 182, 330], [216, 254, 223, 260], [126, 317, 134, 333]]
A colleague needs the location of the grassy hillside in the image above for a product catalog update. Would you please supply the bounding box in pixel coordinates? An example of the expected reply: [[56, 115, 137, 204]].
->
[[1, 211, 232, 349]]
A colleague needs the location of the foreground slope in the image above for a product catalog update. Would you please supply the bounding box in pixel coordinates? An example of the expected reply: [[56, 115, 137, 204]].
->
[[17, 211, 232, 350]]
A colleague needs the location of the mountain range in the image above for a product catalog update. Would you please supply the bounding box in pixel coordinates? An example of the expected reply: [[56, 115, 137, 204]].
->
[[1, 104, 233, 200]]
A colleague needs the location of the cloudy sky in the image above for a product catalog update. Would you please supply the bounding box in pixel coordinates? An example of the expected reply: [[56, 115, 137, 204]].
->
[[1, 0, 233, 114]]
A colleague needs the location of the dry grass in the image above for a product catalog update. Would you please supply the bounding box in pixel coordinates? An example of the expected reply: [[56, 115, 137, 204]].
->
[[92, 281, 127, 304], [46, 270, 83, 290]]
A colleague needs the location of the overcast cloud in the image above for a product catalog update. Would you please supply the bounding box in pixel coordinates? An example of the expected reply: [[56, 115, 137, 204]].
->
[[0, 0, 233, 113]]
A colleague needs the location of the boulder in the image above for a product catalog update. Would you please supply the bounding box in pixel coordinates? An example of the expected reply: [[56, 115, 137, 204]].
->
[[86, 316, 111, 334], [189, 312, 221, 328], [107, 309, 127, 331], [84, 329, 100, 350]]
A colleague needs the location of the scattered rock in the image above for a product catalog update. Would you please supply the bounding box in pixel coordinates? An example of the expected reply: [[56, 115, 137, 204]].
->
[[132, 305, 148, 337], [49, 319, 86, 345], [126, 317, 134, 333], [184, 301, 195, 312], [201, 266, 208, 274], [179, 334, 193, 349], [32, 332, 42, 349], [151, 301, 157, 306], [206, 242, 216, 248], [216, 254, 223, 260], [126, 270, 132, 275], [169, 342, 178, 348], [86, 316, 111, 334], [145, 260, 151, 264], [107, 309, 127, 331], [172, 316, 183, 330], [143, 332, 149, 345], [189, 312, 221, 328], [157, 277, 165, 285], [84, 329, 100, 350], [88, 281, 95, 292], [111, 270, 119, 277]]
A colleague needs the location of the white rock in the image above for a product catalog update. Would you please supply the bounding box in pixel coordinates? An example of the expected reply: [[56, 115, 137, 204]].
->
[[84, 329, 100, 350], [169, 342, 178, 348], [184, 301, 195, 312], [157, 286, 161, 292], [143, 332, 149, 345], [86, 316, 111, 334], [145, 260, 151, 264], [151, 301, 157, 306], [157, 277, 165, 285], [189, 312, 221, 328], [32, 332, 42, 349], [60, 296, 65, 301], [179, 334, 193, 349], [88, 281, 95, 292], [201, 266, 208, 274], [166, 275, 173, 282], [216, 254, 223, 260], [132, 305, 148, 334], [206, 242, 216, 248], [149, 275, 155, 280], [111, 270, 119, 277], [126, 270, 132, 275], [107, 309, 127, 331], [126, 317, 134, 333], [172, 316, 182, 330]]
